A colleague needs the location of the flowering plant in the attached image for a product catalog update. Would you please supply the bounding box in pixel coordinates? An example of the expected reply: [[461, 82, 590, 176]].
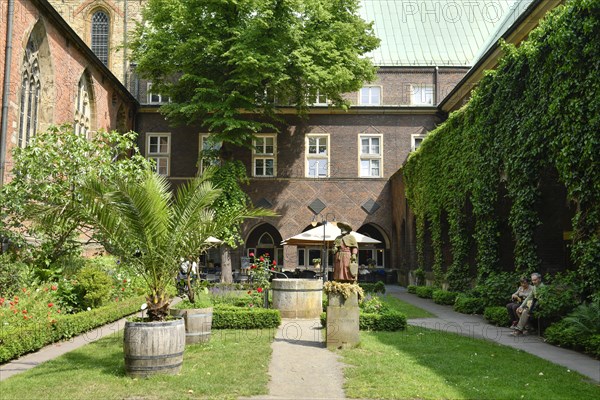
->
[[248, 252, 276, 290]]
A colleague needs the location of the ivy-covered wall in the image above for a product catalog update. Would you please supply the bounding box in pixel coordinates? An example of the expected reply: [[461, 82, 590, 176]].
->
[[402, 0, 599, 297]]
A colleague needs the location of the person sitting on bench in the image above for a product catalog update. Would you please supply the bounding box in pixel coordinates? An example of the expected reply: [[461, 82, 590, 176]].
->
[[507, 277, 533, 329], [511, 272, 544, 336]]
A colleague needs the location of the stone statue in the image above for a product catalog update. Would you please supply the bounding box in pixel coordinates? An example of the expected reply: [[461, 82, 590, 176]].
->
[[333, 222, 359, 282]]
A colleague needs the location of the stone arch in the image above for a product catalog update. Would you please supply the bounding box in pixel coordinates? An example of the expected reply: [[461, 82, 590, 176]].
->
[[356, 223, 390, 268], [17, 19, 54, 145], [245, 223, 283, 266]]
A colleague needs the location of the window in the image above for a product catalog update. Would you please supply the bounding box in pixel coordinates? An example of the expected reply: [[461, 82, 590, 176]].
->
[[147, 133, 170, 176], [147, 82, 170, 104], [359, 135, 382, 177], [91, 11, 109, 65], [308, 88, 327, 105], [253, 135, 276, 177], [74, 74, 92, 137], [199, 134, 222, 174], [305, 135, 329, 178], [411, 134, 427, 151], [411, 84, 435, 105], [298, 249, 305, 267], [18, 38, 40, 148], [359, 86, 381, 105]]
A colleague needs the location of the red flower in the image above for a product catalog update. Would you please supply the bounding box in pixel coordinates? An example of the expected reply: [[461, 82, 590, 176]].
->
[[272, 260, 277, 266], [257, 287, 263, 293], [14, 296, 19, 301], [22, 309, 27, 314], [57, 309, 61, 313], [21, 288, 27, 293], [249, 252, 254, 257], [259, 256, 265, 262], [121, 287, 125, 291], [0, 297, 4, 305], [271, 267, 275, 271], [24, 316, 28, 320], [48, 303, 54, 308], [51, 285, 58, 291], [115, 297, 119, 302], [251, 265, 256, 269], [123, 279, 127, 283], [43, 287, 48, 292]]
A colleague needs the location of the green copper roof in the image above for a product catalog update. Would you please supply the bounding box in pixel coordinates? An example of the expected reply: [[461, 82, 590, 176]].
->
[[359, 0, 521, 66]]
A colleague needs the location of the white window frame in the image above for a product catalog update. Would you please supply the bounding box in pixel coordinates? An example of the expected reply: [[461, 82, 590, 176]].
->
[[410, 84, 435, 105], [199, 134, 222, 174], [253, 134, 277, 177], [307, 88, 328, 106], [411, 133, 427, 151], [74, 75, 91, 137], [358, 134, 383, 178], [147, 133, 171, 176], [305, 134, 330, 178], [359, 86, 381, 106], [147, 82, 170, 104]]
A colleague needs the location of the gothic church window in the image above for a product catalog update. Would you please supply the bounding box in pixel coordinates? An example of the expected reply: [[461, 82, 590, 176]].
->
[[75, 74, 92, 136], [18, 38, 41, 147], [91, 11, 109, 65]]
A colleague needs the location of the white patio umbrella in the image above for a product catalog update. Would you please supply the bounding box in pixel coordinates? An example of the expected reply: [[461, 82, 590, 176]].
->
[[281, 223, 381, 246], [204, 236, 223, 244]]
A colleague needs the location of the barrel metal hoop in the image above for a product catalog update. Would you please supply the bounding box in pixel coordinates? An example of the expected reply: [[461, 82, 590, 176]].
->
[[125, 351, 184, 360], [126, 361, 183, 372]]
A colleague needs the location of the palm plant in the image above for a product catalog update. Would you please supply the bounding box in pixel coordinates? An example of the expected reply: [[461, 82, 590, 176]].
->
[[77, 168, 266, 321]]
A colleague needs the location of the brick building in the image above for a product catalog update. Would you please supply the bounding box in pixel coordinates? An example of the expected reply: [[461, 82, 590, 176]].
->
[[0, 0, 136, 185], [2, 0, 563, 282]]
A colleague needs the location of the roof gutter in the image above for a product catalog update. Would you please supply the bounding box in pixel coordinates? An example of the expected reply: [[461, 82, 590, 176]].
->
[[0, 0, 15, 187]]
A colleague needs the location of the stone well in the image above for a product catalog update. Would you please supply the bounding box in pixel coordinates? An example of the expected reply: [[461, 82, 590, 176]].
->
[[271, 279, 323, 319]]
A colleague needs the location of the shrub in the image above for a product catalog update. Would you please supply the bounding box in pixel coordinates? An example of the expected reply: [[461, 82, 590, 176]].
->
[[432, 289, 458, 305], [584, 334, 600, 358], [562, 299, 600, 336], [360, 281, 386, 294], [535, 284, 579, 323], [473, 272, 520, 308], [0, 254, 31, 297], [407, 285, 418, 294], [212, 307, 281, 329], [360, 295, 389, 314], [544, 319, 581, 349], [359, 311, 407, 331], [320, 311, 327, 328], [415, 286, 434, 299], [75, 265, 113, 309], [0, 295, 144, 363], [453, 294, 484, 314], [484, 306, 510, 326]]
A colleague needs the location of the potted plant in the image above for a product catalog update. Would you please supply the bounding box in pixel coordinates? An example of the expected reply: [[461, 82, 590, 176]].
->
[[77, 168, 265, 377], [170, 285, 214, 344], [312, 258, 321, 269]]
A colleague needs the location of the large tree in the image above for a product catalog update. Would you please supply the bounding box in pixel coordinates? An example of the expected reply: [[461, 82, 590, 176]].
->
[[131, 0, 380, 146]]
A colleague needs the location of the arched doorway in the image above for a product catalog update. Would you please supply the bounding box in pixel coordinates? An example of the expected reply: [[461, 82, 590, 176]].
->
[[246, 223, 283, 266], [356, 224, 388, 268]]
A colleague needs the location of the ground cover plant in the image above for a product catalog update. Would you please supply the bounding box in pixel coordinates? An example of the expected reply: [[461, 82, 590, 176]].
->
[[340, 326, 600, 399], [0, 329, 274, 399]]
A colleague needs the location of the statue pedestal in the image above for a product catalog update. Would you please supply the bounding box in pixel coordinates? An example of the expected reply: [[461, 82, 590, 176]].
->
[[326, 292, 360, 349]]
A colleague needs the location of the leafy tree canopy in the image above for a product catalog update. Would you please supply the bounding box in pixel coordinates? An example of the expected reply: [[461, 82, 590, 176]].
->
[[131, 0, 380, 146]]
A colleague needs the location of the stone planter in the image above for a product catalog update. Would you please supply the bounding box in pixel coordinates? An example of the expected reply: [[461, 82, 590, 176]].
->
[[170, 307, 213, 345], [326, 292, 360, 349], [271, 279, 323, 319], [123, 318, 186, 378]]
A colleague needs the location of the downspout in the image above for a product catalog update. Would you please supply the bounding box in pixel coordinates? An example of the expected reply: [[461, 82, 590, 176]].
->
[[0, 0, 15, 186], [123, 0, 128, 88], [434, 66, 439, 106]]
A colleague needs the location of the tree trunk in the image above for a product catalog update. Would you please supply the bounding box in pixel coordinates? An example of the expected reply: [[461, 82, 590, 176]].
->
[[220, 245, 233, 283]]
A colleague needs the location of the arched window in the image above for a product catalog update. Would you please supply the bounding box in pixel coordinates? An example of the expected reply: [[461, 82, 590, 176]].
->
[[91, 11, 109, 65], [74, 74, 92, 136], [18, 38, 40, 147]]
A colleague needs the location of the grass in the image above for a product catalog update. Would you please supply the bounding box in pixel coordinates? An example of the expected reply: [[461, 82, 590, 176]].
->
[[340, 326, 600, 399], [380, 294, 434, 319], [0, 329, 275, 400]]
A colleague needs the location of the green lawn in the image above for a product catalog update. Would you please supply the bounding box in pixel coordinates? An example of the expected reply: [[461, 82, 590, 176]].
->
[[0, 329, 274, 400], [340, 327, 600, 400], [380, 294, 434, 319]]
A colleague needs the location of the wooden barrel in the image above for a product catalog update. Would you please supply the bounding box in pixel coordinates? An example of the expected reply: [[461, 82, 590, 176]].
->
[[271, 279, 323, 318], [123, 318, 185, 378], [170, 307, 213, 345]]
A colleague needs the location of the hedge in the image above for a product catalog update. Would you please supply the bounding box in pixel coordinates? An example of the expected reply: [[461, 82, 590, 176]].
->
[[432, 289, 458, 305], [320, 311, 407, 332], [453, 295, 484, 314], [359, 281, 386, 294], [212, 307, 281, 329], [484, 306, 510, 327], [0, 295, 145, 364], [415, 286, 434, 299], [407, 285, 418, 294]]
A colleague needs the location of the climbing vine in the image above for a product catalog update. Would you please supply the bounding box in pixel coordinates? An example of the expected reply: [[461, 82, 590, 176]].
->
[[403, 0, 600, 297]]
